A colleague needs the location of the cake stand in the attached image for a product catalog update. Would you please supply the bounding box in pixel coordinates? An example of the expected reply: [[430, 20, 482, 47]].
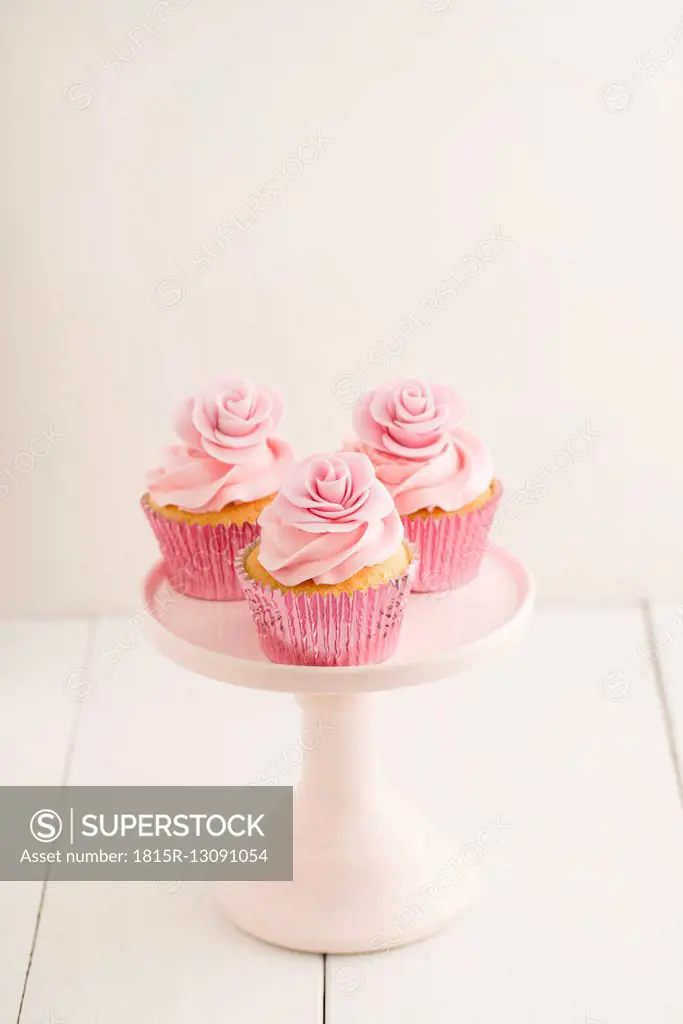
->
[[143, 544, 534, 954]]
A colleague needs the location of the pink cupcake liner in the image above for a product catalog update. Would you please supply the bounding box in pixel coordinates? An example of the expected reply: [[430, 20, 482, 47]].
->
[[142, 499, 260, 600], [237, 542, 418, 666], [402, 481, 502, 593]]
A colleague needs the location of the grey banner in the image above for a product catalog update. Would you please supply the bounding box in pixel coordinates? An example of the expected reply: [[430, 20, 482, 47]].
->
[[0, 787, 293, 881]]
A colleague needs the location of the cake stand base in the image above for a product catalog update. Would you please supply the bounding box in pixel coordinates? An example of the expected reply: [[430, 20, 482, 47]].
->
[[217, 693, 476, 954]]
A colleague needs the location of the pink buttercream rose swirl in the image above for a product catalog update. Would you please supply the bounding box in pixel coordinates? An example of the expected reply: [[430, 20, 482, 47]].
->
[[147, 377, 293, 512], [174, 376, 284, 462], [353, 378, 467, 460], [257, 452, 404, 586], [349, 379, 494, 515]]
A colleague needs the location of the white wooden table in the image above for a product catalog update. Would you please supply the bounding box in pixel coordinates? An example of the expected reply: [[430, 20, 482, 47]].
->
[[2, 605, 682, 1023]]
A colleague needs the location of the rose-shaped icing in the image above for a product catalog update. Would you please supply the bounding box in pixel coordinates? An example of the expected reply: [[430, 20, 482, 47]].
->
[[348, 379, 494, 515], [353, 378, 467, 460], [147, 377, 293, 511], [257, 452, 404, 585], [174, 376, 284, 463]]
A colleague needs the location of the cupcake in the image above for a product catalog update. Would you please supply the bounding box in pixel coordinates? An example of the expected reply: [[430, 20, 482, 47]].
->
[[143, 377, 293, 600], [346, 379, 501, 593], [238, 452, 416, 666]]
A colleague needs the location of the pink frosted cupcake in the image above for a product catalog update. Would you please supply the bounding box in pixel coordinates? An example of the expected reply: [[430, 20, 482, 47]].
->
[[143, 377, 293, 600], [346, 379, 501, 593], [238, 452, 417, 666]]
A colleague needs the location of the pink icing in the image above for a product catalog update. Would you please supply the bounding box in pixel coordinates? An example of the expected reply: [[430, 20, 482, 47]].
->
[[348, 379, 494, 515], [147, 377, 293, 511], [174, 376, 284, 463], [353, 378, 467, 460], [147, 439, 292, 512], [257, 452, 404, 586]]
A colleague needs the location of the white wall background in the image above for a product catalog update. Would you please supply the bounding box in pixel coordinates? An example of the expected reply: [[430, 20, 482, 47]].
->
[[1, 0, 682, 614]]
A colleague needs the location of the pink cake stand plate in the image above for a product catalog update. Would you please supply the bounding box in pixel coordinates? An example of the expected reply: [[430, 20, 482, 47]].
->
[[143, 544, 534, 955]]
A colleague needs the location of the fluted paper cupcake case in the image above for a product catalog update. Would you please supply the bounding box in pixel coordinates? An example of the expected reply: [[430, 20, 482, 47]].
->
[[402, 480, 502, 593], [142, 499, 259, 600], [237, 541, 419, 667]]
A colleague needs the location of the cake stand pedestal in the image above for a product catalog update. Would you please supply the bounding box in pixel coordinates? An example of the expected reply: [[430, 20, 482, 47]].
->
[[143, 544, 534, 954]]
